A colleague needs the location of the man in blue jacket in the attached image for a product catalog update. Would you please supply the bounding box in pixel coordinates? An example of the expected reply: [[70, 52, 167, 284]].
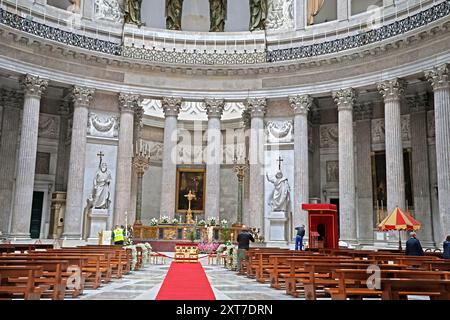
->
[[405, 232, 424, 256], [443, 235, 450, 259]]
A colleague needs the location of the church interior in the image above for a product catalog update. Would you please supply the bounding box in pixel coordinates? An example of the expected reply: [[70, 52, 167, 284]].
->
[[0, 0, 449, 302]]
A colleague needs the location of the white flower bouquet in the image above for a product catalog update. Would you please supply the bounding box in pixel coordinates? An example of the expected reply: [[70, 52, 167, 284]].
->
[[149, 218, 158, 226], [160, 216, 170, 224]]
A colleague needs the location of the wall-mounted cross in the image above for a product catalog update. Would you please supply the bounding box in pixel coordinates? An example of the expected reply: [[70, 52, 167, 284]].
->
[[277, 156, 284, 171], [97, 151, 104, 163]]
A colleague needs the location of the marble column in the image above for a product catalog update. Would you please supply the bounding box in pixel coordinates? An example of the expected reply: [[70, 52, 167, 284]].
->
[[63, 86, 95, 239], [0, 90, 22, 235], [114, 93, 140, 226], [204, 98, 224, 220], [408, 93, 434, 246], [159, 97, 181, 219], [332, 88, 357, 244], [55, 98, 70, 192], [425, 64, 450, 241], [378, 79, 407, 213], [354, 102, 374, 244], [131, 106, 144, 220], [246, 98, 266, 232], [10, 74, 48, 239], [289, 95, 311, 239]]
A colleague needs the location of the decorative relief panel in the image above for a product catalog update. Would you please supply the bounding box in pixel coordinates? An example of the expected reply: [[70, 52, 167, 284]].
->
[[87, 112, 119, 138], [371, 118, 385, 144], [320, 124, 338, 148], [266, 0, 294, 30], [266, 120, 293, 143], [326, 161, 339, 183], [38, 114, 59, 139], [94, 0, 123, 22], [146, 141, 164, 162], [371, 116, 410, 144]]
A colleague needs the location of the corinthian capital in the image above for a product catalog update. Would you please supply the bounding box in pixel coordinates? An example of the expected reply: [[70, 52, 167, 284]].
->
[[22, 74, 48, 98], [204, 98, 225, 119], [289, 95, 313, 115], [377, 78, 406, 102], [119, 93, 141, 113], [71, 86, 95, 106], [332, 88, 357, 111], [162, 97, 182, 117], [425, 64, 449, 91], [245, 98, 267, 118]]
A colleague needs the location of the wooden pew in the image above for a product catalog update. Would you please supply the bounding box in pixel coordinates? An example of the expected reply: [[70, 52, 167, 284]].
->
[[0, 255, 91, 293], [325, 269, 450, 300], [0, 266, 45, 300], [381, 278, 450, 300]]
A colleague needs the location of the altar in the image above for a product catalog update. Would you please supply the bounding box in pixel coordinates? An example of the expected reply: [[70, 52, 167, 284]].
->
[[133, 224, 243, 243]]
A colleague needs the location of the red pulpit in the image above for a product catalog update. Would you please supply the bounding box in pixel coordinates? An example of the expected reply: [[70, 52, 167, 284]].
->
[[301, 204, 339, 249]]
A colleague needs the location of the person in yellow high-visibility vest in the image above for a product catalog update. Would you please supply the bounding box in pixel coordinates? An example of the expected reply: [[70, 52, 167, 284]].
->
[[113, 225, 124, 245]]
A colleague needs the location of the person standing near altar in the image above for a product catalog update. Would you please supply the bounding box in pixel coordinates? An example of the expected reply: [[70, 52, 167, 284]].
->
[[236, 227, 254, 274], [113, 225, 125, 245]]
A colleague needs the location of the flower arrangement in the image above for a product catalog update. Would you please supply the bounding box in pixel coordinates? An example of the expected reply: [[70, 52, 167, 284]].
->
[[197, 241, 220, 254], [208, 217, 217, 226], [149, 218, 158, 226], [197, 219, 206, 226], [220, 219, 228, 228], [160, 216, 170, 224], [172, 218, 179, 225]]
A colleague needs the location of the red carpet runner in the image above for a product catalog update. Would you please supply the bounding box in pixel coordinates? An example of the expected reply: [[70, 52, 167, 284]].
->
[[155, 262, 216, 300]]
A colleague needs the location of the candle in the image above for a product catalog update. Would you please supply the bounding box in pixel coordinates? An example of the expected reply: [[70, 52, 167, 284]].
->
[[15, 0, 18, 13], [142, 31, 145, 47], [132, 29, 135, 45]]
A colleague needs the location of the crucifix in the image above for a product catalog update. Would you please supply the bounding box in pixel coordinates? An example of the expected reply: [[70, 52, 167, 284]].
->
[[97, 151, 104, 164], [184, 190, 196, 225], [276, 156, 284, 171]]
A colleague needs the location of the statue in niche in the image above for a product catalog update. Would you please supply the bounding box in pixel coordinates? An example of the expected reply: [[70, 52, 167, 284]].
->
[[249, 0, 267, 31], [266, 157, 290, 212], [209, 0, 227, 32], [89, 152, 112, 209], [124, 0, 143, 26], [165, 0, 184, 31]]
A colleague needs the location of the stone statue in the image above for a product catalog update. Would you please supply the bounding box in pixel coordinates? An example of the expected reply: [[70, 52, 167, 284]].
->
[[266, 170, 290, 212], [124, 0, 143, 26], [166, 0, 184, 30], [90, 159, 112, 209], [209, 0, 227, 32], [249, 0, 267, 31]]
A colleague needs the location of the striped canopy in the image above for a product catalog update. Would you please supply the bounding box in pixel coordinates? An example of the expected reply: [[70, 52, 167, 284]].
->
[[377, 207, 421, 231]]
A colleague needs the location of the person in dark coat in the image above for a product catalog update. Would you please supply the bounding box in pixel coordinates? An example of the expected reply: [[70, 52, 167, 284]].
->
[[236, 227, 255, 274], [294, 224, 306, 251], [405, 231, 424, 256], [443, 235, 450, 259]]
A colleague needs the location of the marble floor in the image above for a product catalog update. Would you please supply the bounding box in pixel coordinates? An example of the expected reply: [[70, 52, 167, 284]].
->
[[69, 253, 428, 300]]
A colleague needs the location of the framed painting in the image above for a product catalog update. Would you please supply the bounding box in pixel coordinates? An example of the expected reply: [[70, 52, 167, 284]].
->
[[175, 168, 206, 214]]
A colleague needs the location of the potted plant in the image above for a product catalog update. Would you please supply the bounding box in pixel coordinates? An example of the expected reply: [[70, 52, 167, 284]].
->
[[220, 219, 228, 228], [197, 219, 206, 226], [160, 216, 169, 224], [149, 218, 158, 226], [172, 218, 179, 225], [208, 217, 217, 226]]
